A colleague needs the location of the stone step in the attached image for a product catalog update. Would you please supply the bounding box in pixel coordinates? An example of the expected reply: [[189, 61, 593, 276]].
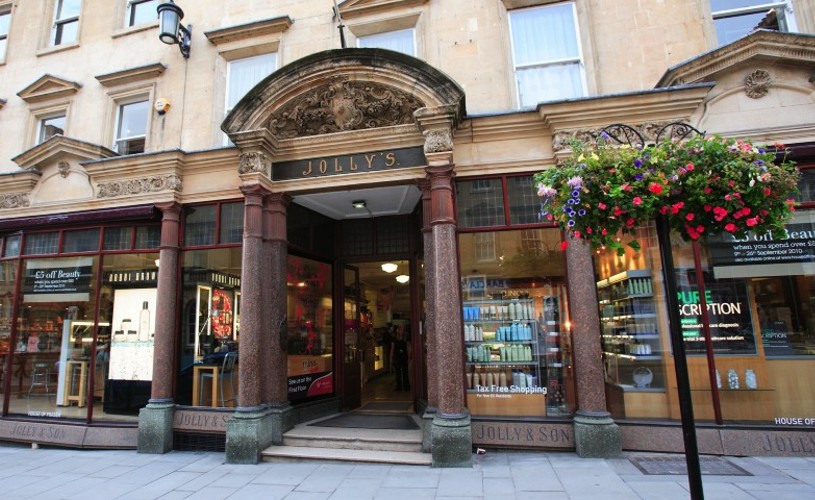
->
[[261, 445, 432, 466], [282, 425, 423, 453]]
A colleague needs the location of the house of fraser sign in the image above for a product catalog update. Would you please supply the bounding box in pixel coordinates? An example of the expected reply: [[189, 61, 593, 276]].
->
[[271, 146, 426, 181]]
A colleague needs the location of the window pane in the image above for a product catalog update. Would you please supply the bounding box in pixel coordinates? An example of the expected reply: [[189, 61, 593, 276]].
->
[[63, 228, 99, 253], [117, 100, 148, 140], [39, 115, 66, 143], [4, 235, 21, 257], [711, 0, 781, 11], [56, 19, 78, 45], [130, 0, 158, 26], [184, 206, 217, 246], [714, 12, 767, 45], [0, 39, 6, 58], [135, 226, 160, 249], [219, 202, 244, 244], [507, 176, 540, 225], [104, 227, 132, 250], [510, 4, 579, 66], [227, 53, 277, 112], [358, 29, 415, 56], [517, 63, 583, 107], [57, 0, 82, 19], [456, 179, 505, 228], [23, 233, 59, 255]]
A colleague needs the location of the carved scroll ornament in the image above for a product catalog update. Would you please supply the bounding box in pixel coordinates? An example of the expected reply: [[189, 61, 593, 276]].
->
[[0, 193, 30, 209], [268, 78, 424, 138], [97, 174, 182, 198]]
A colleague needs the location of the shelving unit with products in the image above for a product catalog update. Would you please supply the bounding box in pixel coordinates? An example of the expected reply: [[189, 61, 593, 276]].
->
[[463, 292, 568, 417], [597, 269, 668, 418]]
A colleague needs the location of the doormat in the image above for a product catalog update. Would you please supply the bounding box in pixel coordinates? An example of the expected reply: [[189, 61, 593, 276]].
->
[[309, 414, 419, 430], [629, 456, 752, 476], [358, 401, 413, 412]]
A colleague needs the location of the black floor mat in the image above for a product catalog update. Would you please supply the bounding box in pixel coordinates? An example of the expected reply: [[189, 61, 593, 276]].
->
[[309, 414, 419, 430], [630, 456, 752, 476]]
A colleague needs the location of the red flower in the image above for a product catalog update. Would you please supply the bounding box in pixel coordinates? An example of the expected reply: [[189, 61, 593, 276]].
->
[[671, 202, 684, 215], [685, 163, 695, 172], [586, 227, 593, 234], [598, 202, 607, 210], [649, 183, 663, 195], [560, 241, 569, 251], [704, 187, 712, 195], [725, 223, 737, 233], [574, 231, 582, 238], [686, 213, 695, 221], [703, 204, 712, 212], [713, 207, 728, 222], [621, 183, 631, 191], [601, 228, 608, 236], [633, 197, 643, 206], [763, 188, 771, 196], [613, 206, 624, 216], [746, 217, 758, 227], [626, 218, 635, 227], [696, 225, 705, 233]]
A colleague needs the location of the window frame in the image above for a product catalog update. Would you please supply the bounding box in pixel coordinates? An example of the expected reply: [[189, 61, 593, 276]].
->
[[0, 2, 11, 62], [710, 1, 797, 45], [52, 0, 82, 46], [507, 1, 587, 108], [356, 27, 417, 57], [37, 113, 66, 144], [223, 52, 277, 145], [457, 174, 559, 231], [113, 98, 149, 155], [126, 0, 158, 27]]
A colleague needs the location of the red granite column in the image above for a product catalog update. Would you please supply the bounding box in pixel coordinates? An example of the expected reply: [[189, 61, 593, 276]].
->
[[565, 235, 621, 457], [138, 201, 181, 454], [237, 185, 267, 410], [417, 179, 438, 411], [150, 202, 181, 402], [265, 192, 291, 406]]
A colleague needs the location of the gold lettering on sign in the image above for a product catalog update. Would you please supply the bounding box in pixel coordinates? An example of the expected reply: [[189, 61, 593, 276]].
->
[[319, 160, 328, 174], [334, 158, 342, 173], [350, 156, 358, 171], [365, 155, 375, 169], [302, 161, 313, 176], [385, 153, 396, 167]]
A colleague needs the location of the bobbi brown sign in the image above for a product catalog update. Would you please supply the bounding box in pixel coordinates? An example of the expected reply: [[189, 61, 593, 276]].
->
[[272, 147, 426, 181]]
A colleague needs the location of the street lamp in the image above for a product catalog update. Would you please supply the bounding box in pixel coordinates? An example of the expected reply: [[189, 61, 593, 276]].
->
[[157, 1, 191, 59]]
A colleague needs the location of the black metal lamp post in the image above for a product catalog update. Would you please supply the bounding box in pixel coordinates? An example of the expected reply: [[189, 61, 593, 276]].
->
[[157, 1, 192, 58]]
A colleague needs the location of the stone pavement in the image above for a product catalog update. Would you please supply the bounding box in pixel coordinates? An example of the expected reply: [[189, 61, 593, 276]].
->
[[1, 442, 814, 499]]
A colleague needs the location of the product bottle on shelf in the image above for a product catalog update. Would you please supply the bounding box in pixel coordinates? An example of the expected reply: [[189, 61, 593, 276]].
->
[[138, 301, 151, 342]]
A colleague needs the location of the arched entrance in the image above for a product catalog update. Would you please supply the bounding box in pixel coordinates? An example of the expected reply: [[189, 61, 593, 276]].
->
[[222, 48, 473, 466]]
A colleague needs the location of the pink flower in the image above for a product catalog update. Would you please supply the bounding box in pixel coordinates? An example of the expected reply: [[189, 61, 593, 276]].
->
[[713, 207, 728, 222], [633, 197, 643, 206], [725, 223, 737, 233], [598, 202, 607, 210], [685, 163, 695, 172], [601, 228, 608, 236], [746, 217, 758, 227], [686, 213, 695, 221], [560, 241, 569, 251], [671, 202, 684, 215]]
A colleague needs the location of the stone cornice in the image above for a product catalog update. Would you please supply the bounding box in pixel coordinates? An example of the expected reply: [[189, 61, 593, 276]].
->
[[657, 30, 815, 87], [17, 74, 82, 104], [95, 63, 166, 88], [12, 135, 117, 171], [538, 84, 713, 133], [339, 0, 429, 19], [456, 110, 547, 144], [204, 16, 293, 46], [0, 170, 42, 195]]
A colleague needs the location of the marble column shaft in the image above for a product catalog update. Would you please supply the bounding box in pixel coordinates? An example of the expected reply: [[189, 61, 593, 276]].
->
[[238, 186, 267, 410], [418, 179, 438, 410], [565, 236, 607, 412], [426, 164, 465, 417], [150, 202, 181, 402], [266, 193, 290, 405]]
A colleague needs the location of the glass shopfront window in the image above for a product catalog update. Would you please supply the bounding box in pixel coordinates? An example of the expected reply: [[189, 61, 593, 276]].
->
[[286, 255, 333, 402], [0, 260, 17, 402], [179, 247, 242, 407]]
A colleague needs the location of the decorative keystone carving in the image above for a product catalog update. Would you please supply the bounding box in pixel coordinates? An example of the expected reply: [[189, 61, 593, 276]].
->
[[97, 174, 182, 198], [238, 151, 271, 175], [423, 128, 452, 154], [0, 193, 31, 209], [268, 77, 424, 138], [745, 69, 771, 99], [58, 161, 71, 178]]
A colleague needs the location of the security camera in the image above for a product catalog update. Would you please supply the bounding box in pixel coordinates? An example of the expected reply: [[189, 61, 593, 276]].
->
[[154, 98, 171, 115]]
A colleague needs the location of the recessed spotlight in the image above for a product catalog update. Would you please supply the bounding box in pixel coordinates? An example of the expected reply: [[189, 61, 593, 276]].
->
[[381, 263, 398, 273], [396, 274, 409, 284], [351, 200, 366, 209]]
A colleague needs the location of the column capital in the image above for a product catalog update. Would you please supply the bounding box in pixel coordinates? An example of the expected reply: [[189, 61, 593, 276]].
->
[[241, 184, 270, 203], [417, 178, 432, 233], [425, 164, 456, 226], [155, 202, 181, 249], [264, 192, 291, 242], [154, 201, 181, 219], [239, 151, 272, 176]]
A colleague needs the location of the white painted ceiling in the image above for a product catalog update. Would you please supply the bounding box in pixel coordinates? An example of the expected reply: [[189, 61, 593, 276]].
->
[[293, 185, 422, 220]]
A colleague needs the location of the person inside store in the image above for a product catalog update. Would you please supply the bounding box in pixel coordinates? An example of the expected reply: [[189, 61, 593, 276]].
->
[[390, 325, 410, 391]]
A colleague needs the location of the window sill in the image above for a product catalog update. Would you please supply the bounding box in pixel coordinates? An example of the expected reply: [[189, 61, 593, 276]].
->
[[112, 21, 159, 40], [36, 42, 80, 58]]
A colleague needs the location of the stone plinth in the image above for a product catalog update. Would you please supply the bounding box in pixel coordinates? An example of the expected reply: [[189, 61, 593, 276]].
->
[[138, 401, 175, 454], [431, 413, 473, 467], [573, 410, 621, 458], [225, 405, 294, 464]]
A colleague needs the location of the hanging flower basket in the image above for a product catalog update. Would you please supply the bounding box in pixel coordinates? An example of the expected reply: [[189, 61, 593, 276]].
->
[[534, 132, 799, 255]]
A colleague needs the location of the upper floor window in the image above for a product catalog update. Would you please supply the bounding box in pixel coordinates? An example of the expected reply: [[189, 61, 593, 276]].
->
[[0, 5, 10, 61], [508, 2, 585, 108], [358, 28, 415, 57], [38, 114, 65, 143], [224, 53, 276, 144], [114, 99, 148, 154], [710, 1, 796, 46], [126, 0, 158, 27], [52, 0, 81, 46]]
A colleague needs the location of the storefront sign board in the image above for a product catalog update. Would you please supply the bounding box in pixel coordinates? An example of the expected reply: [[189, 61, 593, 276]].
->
[[676, 282, 756, 355], [272, 147, 426, 181], [22, 257, 93, 302]]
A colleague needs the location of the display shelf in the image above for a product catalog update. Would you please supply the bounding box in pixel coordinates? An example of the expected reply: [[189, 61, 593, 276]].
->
[[598, 270, 665, 391]]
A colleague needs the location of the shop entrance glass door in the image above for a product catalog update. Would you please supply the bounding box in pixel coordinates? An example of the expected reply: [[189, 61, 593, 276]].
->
[[342, 265, 362, 409]]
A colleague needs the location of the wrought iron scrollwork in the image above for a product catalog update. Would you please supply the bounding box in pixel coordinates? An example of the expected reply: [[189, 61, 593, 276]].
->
[[595, 123, 645, 147], [655, 122, 705, 143]]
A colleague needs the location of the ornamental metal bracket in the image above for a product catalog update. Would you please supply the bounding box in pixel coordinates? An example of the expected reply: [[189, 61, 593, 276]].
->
[[654, 122, 705, 144], [595, 122, 705, 148]]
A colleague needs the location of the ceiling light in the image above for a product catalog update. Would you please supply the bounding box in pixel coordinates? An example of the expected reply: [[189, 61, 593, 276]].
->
[[381, 263, 398, 273], [351, 200, 366, 209], [396, 274, 409, 284]]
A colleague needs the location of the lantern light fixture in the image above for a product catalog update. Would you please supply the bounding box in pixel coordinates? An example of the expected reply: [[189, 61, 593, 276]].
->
[[381, 263, 398, 273], [395, 274, 409, 284], [157, 1, 192, 59]]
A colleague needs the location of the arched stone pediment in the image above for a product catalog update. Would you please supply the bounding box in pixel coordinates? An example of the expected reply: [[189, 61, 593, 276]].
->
[[222, 48, 466, 142]]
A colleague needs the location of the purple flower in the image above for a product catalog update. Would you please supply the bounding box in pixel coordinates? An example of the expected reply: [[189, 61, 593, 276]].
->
[[566, 176, 583, 188], [634, 174, 643, 181], [567, 219, 576, 227], [600, 131, 611, 141], [578, 209, 587, 216], [571, 190, 581, 198], [634, 159, 643, 168]]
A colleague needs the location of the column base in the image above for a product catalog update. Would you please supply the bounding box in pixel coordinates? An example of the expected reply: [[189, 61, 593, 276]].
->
[[225, 405, 294, 464], [421, 406, 437, 453], [137, 400, 175, 454], [573, 410, 622, 458], [431, 412, 472, 468]]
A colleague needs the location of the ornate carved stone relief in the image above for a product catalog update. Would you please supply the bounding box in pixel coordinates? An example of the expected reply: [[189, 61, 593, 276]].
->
[[551, 121, 675, 152], [745, 69, 771, 99], [238, 151, 271, 175], [96, 174, 182, 198], [0, 193, 30, 209], [423, 129, 453, 153], [58, 161, 71, 178], [268, 78, 424, 138]]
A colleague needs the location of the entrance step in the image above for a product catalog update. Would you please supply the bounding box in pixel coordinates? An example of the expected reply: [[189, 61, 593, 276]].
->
[[261, 414, 430, 465]]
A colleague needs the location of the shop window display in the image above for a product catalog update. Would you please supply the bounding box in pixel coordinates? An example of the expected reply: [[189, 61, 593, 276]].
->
[[459, 228, 574, 417]]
